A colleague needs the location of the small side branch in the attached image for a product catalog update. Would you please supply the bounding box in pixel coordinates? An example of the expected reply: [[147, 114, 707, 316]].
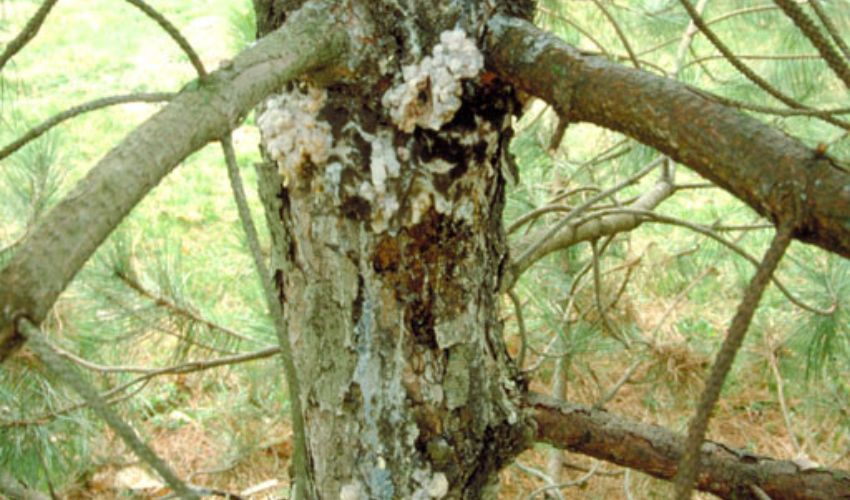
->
[[123, 0, 206, 77], [220, 137, 312, 498], [675, 222, 795, 499], [19, 320, 198, 499], [675, 0, 849, 130], [0, 93, 173, 162], [0, 0, 59, 73], [772, 0, 850, 89], [506, 180, 673, 287], [809, 0, 850, 60], [506, 158, 663, 289], [2, 345, 279, 427]]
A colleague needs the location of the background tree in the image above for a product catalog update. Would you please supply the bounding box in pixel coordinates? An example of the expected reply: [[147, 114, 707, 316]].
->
[[0, 0, 849, 498]]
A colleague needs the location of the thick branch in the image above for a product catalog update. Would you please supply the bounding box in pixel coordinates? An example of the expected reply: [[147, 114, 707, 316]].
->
[[486, 16, 850, 260], [0, 1, 349, 360], [528, 393, 850, 500]]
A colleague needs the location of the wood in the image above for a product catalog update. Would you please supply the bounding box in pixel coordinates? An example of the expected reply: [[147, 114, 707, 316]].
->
[[486, 15, 850, 260], [529, 393, 850, 499]]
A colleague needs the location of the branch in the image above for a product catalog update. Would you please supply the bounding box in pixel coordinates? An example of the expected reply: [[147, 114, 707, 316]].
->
[[220, 136, 312, 498], [0, 0, 59, 73], [114, 269, 264, 346], [506, 180, 673, 287], [123, 0, 206, 77], [676, 221, 794, 498], [0, 92, 173, 162], [21, 320, 198, 499], [674, 0, 849, 130], [2, 345, 279, 427], [0, 0, 350, 361], [809, 0, 850, 60], [772, 0, 850, 89], [486, 16, 850, 260], [528, 393, 850, 500]]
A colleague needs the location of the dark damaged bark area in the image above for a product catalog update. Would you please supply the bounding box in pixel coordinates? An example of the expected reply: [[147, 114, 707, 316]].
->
[[254, 1, 536, 497]]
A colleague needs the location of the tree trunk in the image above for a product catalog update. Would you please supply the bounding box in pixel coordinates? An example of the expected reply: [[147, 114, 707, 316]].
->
[[254, 1, 535, 497]]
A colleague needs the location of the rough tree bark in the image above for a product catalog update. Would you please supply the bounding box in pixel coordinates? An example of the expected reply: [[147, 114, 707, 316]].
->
[[251, 1, 538, 497]]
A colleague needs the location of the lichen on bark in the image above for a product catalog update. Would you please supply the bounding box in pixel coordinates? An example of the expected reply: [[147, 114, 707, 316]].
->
[[254, 1, 535, 497]]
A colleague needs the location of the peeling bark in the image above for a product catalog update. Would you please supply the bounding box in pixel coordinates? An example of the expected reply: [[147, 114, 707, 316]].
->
[[486, 16, 850, 259], [530, 393, 850, 500], [253, 2, 535, 497]]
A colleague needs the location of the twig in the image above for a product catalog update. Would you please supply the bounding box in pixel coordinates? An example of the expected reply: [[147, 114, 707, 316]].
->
[[590, 240, 628, 345], [512, 157, 662, 282], [829, 447, 850, 468], [507, 180, 673, 290], [51, 343, 152, 374], [623, 469, 634, 500], [750, 483, 773, 500], [2, 346, 279, 427], [547, 186, 600, 206], [674, 221, 794, 499], [220, 137, 312, 498], [0, 93, 173, 162], [766, 339, 804, 457], [648, 266, 717, 340], [508, 205, 576, 235], [809, 0, 850, 60], [593, 358, 642, 410], [636, 4, 783, 57], [711, 223, 775, 232], [536, 6, 611, 57], [662, 0, 708, 181], [772, 0, 850, 89], [521, 293, 579, 373], [0, 0, 59, 73], [560, 461, 622, 477], [115, 270, 266, 346], [91, 282, 238, 355], [123, 0, 206, 77], [508, 290, 529, 369], [20, 320, 198, 499], [671, 0, 707, 79], [676, 0, 850, 130], [590, 0, 640, 68], [688, 89, 850, 118], [546, 344, 571, 491], [513, 461, 564, 500], [528, 461, 601, 498], [580, 208, 837, 316], [684, 52, 823, 68], [599, 254, 640, 320]]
